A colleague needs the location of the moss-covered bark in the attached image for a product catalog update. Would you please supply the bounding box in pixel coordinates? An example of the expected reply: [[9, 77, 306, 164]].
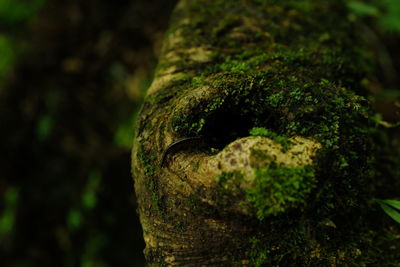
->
[[132, 0, 400, 265]]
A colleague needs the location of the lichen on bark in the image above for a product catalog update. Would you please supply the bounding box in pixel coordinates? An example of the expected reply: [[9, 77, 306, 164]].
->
[[132, 0, 400, 265]]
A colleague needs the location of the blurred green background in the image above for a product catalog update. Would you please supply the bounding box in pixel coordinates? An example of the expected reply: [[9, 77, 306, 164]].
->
[[0, 0, 177, 266], [0, 0, 399, 266]]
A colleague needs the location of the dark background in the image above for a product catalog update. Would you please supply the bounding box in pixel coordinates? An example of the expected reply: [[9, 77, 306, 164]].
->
[[0, 0, 398, 266], [0, 0, 177, 266]]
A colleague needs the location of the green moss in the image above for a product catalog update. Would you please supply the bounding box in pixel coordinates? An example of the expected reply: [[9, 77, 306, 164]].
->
[[215, 171, 245, 210], [248, 237, 270, 267], [135, 112, 165, 213], [216, 170, 244, 191], [138, 145, 162, 210], [247, 164, 316, 220], [219, 57, 251, 74], [171, 111, 205, 136], [190, 76, 203, 87], [249, 127, 292, 149]]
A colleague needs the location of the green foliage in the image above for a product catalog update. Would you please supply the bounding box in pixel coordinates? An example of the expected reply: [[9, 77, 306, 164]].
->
[[246, 164, 316, 220], [376, 199, 400, 224]]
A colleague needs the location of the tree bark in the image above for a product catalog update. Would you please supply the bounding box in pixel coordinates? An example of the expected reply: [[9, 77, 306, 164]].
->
[[132, 0, 400, 265]]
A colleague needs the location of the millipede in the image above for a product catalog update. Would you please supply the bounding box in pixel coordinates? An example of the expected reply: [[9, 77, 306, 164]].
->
[[159, 136, 205, 167]]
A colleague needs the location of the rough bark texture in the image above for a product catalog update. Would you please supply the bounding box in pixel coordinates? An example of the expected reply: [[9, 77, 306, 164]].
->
[[132, 0, 400, 265]]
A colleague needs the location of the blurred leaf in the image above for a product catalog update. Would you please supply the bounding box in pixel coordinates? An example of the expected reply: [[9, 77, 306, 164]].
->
[[114, 113, 137, 148], [67, 209, 82, 231], [114, 123, 133, 148], [347, 1, 380, 17], [36, 114, 53, 141], [0, 187, 19, 237], [347, 0, 400, 34], [379, 0, 400, 33], [82, 171, 102, 210], [0, 210, 15, 236], [83, 192, 96, 210]]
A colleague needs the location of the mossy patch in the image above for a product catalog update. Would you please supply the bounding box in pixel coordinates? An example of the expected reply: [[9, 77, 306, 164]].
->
[[247, 163, 316, 220], [249, 127, 292, 149], [137, 142, 162, 211], [215, 170, 247, 211]]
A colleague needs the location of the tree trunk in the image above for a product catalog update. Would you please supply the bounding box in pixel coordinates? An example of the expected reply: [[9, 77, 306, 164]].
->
[[132, 0, 400, 265]]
